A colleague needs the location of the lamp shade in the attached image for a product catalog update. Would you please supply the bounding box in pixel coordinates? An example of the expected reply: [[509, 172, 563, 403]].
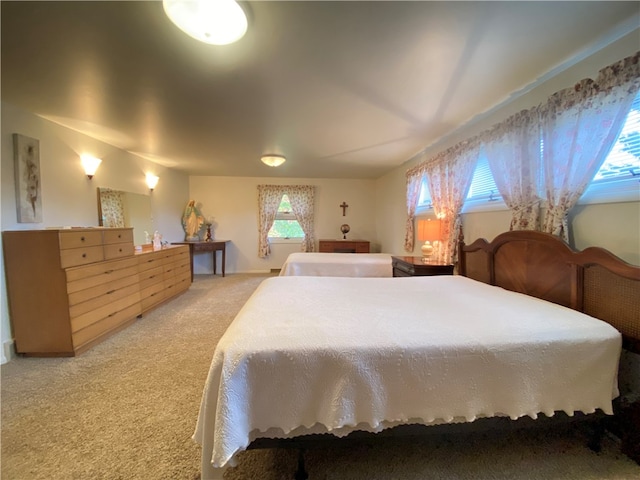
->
[[146, 174, 159, 190], [417, 219, 441, 242], [81, 155, 102, 178]]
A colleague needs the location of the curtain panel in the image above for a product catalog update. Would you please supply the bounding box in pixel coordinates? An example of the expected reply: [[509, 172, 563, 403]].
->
[[257, 185, 316, 258], [405, 51, 639, 250], [425, 139, 479, 264], [403, 166, 425, 252], [484, 108, 543, 231], [539, 53, 639, 241]]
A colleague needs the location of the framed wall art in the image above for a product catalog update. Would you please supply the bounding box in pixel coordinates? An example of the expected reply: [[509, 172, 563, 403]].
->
[[13, 133, 42, 223]]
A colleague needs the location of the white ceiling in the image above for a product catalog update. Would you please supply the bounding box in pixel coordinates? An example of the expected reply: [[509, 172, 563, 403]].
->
[[2, 1, 638, 179]]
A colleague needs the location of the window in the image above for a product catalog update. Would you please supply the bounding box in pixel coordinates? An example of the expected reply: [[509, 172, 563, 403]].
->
[[581, 92, 640, 203], [465, 153, 501, 202], [418, 91, 640, 211], [268, 194, 304, 240], [417, 153, 503, 212]]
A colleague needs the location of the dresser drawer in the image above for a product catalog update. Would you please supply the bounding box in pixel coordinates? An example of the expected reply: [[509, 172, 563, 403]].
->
[[60, 245, 105, 268], [69, 283, 140, 318], [59, 230, 103, 250], [70, 291, 141, 333], [68, 273, 140, 307], [72, 303, 141, 350], [138, 252, 165, 272], [103, 228, 133, 245], [139, 265, 165, 289], [66, 257, 140, 290], [140, 282, 166, 310], [163, 256, 190, 276], [104, 242, 134, 260], [318, 240, 370, 253], [165, 273, 191, 295]]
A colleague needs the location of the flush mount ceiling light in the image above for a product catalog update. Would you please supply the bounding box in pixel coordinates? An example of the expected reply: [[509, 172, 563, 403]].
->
[[163, 0, 248, 46], [260, 154, 286, 167]]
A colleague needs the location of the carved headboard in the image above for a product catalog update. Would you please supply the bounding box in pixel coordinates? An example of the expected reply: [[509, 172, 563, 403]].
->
[[458, 230, 640, 354]]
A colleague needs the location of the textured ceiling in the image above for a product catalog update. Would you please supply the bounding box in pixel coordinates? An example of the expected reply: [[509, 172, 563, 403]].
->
[[2, 1, 638, 178]]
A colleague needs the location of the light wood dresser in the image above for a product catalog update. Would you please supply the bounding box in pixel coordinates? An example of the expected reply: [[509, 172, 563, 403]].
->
[[2, 228, 191, 357], [138, 246, 191, 313]]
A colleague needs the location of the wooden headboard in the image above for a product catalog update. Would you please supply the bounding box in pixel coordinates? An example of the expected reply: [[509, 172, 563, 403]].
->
[[458, 230, 640, 354]]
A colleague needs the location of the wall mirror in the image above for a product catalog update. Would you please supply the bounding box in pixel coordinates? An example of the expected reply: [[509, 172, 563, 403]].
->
[[97, 187, 153, 246]]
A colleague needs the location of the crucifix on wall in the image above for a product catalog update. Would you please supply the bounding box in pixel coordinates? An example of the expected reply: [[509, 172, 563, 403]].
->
[[340, 201, 349, 216]]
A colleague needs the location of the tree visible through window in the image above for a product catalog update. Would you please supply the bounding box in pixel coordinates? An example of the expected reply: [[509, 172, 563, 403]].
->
[[268, 194, 304, 238]]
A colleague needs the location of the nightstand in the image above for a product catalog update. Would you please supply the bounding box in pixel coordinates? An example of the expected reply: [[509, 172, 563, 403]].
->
[[391, 256, 454, 277]]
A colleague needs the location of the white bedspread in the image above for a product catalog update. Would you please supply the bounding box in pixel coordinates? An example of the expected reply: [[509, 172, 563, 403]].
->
[[279, 252, 393, 277], [194, 275, 621, 474]]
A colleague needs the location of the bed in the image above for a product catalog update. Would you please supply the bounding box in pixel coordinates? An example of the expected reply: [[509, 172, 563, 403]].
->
[[194, 230, 640, 479], [279, 252, 393, 277]]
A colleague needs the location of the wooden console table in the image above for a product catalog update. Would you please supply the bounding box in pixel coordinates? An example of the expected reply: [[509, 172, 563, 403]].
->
[[172, 240, 230, 281]]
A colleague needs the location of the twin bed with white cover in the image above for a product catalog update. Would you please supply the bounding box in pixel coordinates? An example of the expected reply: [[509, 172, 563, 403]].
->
[[194, 231, 640, 479], [279, 252, 393, 277]]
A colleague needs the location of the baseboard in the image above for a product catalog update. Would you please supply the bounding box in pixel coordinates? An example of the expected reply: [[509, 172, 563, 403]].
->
[[1, 339, 14, 364]]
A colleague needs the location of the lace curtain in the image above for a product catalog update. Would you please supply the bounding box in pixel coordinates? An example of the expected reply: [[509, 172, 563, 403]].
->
[[257, 185, 315, 258], [424, 139, 479, 264], [484, 109, 543, 230], [539, 53, 639, 241], [403, 167, 425, 252], [287, 185, 316, 253], [405, 51, 639, 248]]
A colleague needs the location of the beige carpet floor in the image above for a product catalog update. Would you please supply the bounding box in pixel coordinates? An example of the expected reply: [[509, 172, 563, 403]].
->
[[1, 273, 639, 480]]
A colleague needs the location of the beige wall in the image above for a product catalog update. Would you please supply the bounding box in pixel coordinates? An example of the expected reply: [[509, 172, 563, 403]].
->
[[1, 102, 190, 361], [188, 176, 379, 273]]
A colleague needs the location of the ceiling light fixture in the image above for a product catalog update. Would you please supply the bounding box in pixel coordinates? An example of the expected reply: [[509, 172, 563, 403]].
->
[[163, 0, 248, 46], [260, 154, 286, 167]]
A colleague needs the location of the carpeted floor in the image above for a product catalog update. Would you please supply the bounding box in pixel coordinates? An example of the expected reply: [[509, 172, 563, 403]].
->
[[1, 273, 639, 480]]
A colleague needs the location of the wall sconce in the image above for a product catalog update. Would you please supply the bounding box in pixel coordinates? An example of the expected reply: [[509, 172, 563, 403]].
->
[[260, 154, 286, 167], [81, 155, 102, 179], [417, 218, 441, 261], [146, 174, 159, 191]]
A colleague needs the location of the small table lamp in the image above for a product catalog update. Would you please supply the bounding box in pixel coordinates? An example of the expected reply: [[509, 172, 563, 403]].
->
[[417, 218, 441, 260]]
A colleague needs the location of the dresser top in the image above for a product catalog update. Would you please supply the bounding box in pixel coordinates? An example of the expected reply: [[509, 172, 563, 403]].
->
[[319, 239, 369, 242], [3, 227, 132, 233]]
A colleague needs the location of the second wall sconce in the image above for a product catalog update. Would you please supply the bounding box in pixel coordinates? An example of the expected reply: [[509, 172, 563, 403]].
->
[[146, 173, 159, 191], [81, 155, 102, 179]]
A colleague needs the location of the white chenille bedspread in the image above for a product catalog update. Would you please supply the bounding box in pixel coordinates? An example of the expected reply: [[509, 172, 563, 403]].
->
[[279, 252, 393, 277], [193, 275, 622, 474]]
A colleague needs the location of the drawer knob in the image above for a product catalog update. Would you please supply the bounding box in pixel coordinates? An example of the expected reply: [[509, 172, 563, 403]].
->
[[105, 269, 114, 274], [82, 253, 87, 258], [106, 289, 116, 295], [80, 236, 85, 242]]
